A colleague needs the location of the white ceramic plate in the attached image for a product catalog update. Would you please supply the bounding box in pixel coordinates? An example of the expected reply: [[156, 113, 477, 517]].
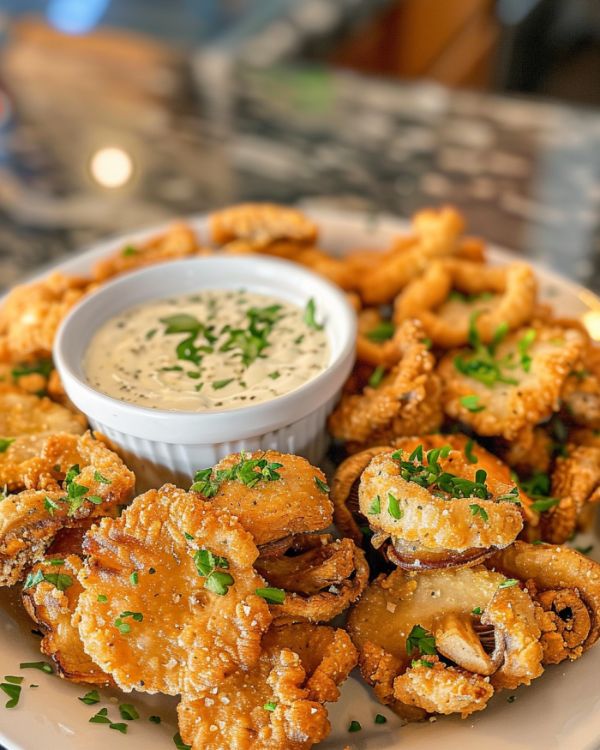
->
[[1, 208, 600, 750]]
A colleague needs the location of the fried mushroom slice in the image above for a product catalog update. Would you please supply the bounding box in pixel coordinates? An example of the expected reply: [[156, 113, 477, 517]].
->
[[263, 623, 357, 703], [194, 451, 333, 548], [75, 485, 272, 695], [393, 260, 536, 349], [22, 554, 111, 685], [255, 535, 369, 624], [359, 448, 523, 570], [357, 207, 468, 305], [347, 566, 543, 719], [439, 324, 584, 440], [0, 434, 134, 586], [0, 272, 92, 361], [177, 647, 329, 750], [210, 203, 318, 250], [487, 541, 600, 663], [92, 223, 204, 282], [539, 444, 600, 543], [328, 320, 442, 451]]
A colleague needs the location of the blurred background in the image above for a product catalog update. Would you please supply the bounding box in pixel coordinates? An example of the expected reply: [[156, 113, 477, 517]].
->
[[0, 0, 599, 289]]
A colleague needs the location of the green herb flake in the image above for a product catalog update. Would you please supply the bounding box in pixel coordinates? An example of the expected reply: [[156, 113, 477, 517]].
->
[[194, 548, 229, 578], [460, 394, 485, 412], [97, 594, 108, 603], [204, 571, 234, 596], [576, 545, 593, 555], [20, 661, 53, 674], [1, 682, 21, 708], [0, 438, 15, 454], [119, 703, 139, 721], [79, 689, 101, 705], [89, 708, 111, 724], [374, 713, 387, 724], [4, 676, 23, 685], [173, 731, 192, 750], [256, 587, 286, 604], [122, 245, 138, 257], [263, 700, 278, 712], [470, 503, 489, 522], [464, 439, 478, 464], [93, 471, 111, 484], [268, 370, 281, 380], [366, 321, 395, 342], [304, 298, 324, 331], [368, 495, 381, 515], [149, 715, 161, 724], [498, 578, 519, 589], [411, 659, 435, 668], [44, 496, 60, 515], [387, 492, 403, 520], [406, 624, 437, 656], [109, 723, 128, 734], [530, 497, 560, 513], [348, 720, 362, 733], [368, 364, 386, 388], [212, 378, 234, 390], [472, 607, 483, 615], [507, 695, 517, 703], [314, 476, 329, 494]]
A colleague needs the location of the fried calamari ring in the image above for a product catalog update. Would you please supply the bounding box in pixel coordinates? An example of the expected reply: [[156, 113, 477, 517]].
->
[[328, 320, 442, 451], [75, 485, 272, 694], [347, 566, 543, 718], [560, 344, 600, 430], [0, 434, 134, 586], [256, 535, 369, 624], [393, 260, 537, 348], [292, 248, 358, 291], [487, 541, 600, 663], [539, 444, 600, 543], [196, 451, 333, 548], [357, 207, 470, 305], [178, 646, 329, 750], [359, 448, 523, 570], [22, 555, 111, 685], [439, 324, 584, 440], [495, 426, 553, 477], [210, 203, 318, 249], [92, 223, 204, 282]]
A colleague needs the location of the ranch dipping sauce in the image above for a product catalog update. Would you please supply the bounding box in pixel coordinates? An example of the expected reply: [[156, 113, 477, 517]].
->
[[84, 289, 330, 412]]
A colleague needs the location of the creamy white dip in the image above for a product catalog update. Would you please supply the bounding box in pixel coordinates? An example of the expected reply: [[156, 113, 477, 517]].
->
[[84, 289, 330, 412]]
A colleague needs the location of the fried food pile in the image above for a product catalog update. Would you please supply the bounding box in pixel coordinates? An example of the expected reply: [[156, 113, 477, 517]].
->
[[1, 202, 600, 744]]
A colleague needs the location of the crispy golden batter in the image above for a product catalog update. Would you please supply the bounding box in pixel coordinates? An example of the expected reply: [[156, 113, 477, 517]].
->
[[292, 248, 357, 291], [393, 658, 493, 718], [256, 535, 369, 624], [178, 648, 328, 750], [0, 272, 92, 362], [92, 223, 203, 282], [357, 207, 469, 305], [0, 433, 134, 586], [75, 485, 272, 694], [359, 449, 523, 569], [496, 427, 553, 477], [199, 451, 333, 547], [487, 541, 600, 663], [348, 566, 543, 718], [561, 344, 600, 430], [538, 444, 600, 543], [22, 554, 111, 685], [439, 324, 584, 440], [328, 320, 442, 451], [394, 260, 537, 349], [264, 623, 357, 703], [210, 203, 318, 249]]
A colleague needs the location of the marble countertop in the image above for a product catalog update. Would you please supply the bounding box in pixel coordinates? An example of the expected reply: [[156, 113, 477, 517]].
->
[[0, 60, 599, 292]]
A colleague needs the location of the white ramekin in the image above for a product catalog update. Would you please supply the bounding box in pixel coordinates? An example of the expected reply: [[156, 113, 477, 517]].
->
[[54, 256, 356, 489]]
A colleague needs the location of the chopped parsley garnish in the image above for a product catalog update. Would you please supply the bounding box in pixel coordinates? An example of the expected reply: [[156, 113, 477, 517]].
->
[[472, 607, 483, 615], [212, 378, 234, 390], [454, 314, 517, 389], [314, 476, 329, 494], [220, 304, 283, 367], [1, 681, 21, 708], [20, 661, 53, 674], [348, 720, 362, 733], [406, 624, 437, 656], [79, 689, 101, 705], [145, 328, 157, 340], [173, 732, 192, 750], [518, 329, 536, 372], [48, 558, 64, 566], [11, 359, 53, 380], [90, 708, 110, 724], [119, 703, 139, 720], [387, 492, 402, 520], [464, 439, 478, 464], [470, 503, 489, 522], [23, 569, 72, 592], [256, 587, 286, 604], [460, 394, 485, 412], [507, 695, 517, 703], [114, 611, 143, 634], [204, 571, 234, 596], [110, 723, 127, 734], [93, 471, 111, 484], [263, 700, 278, 712], [576, 545, 593, 555], [374, 713, 387, 724], [191, 453, 283, 496], [268, 370, 281, 380], [129, 571, 139, 585], [368, 495, 381, 514], [193, 548, 229, 577], [97, 594, 108, 603], [44, 495, 60, 514], [366, 321, 395, 342], [368, 364, 386, 388], [498, 578, 519, 589], [304, 298, 324, 331], [122, 245, 138, 257], [518, 472, 559, 513], [149, 715, 161, 724], [496, 487, 521, 504], [0, 438, 15, 454], [411, 658, 435, 668]]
